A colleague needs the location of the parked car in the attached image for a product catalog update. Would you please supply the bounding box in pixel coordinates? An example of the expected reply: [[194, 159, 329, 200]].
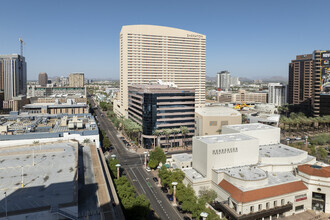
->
[[183, 216, 191, 220], [161, 187, 168, 193], [146, 167, 151, 172], [167, 194, 173, 201], [153, 177, 158, 182]]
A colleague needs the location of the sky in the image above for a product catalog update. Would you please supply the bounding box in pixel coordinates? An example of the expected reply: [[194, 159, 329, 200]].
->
[[1, 0, 329, 80]]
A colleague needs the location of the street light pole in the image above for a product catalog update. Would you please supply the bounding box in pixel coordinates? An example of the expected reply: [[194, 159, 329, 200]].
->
[[33, 149, 35, 166], [200, 212, 209, 220], [172, 182, 178, 206], [116, 164, 121, 179]]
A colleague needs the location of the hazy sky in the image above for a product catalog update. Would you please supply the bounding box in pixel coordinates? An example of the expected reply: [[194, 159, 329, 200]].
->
[[1, 0, 329, 80]]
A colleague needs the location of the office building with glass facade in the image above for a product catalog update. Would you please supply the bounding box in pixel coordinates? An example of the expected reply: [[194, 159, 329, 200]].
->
[[128, 84, 195, 149]]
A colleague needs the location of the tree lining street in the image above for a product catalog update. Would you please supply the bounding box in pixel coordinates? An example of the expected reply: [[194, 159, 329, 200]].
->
[[89, 97, 183, 220]]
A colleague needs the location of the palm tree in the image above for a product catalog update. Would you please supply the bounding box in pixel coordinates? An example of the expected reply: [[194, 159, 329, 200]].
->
[[180, 126, 189, 149], [171, 128, 180, 148], [153, 129, 162, 149], [163, 129, 172, 151]]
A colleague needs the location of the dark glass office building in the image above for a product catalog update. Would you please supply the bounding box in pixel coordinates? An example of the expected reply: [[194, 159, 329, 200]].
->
[[128, 84, 195, 149]]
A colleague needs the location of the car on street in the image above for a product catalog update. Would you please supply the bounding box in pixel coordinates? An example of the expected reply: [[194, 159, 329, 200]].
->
[[167, 194, 173, 201], [161, 187, 168, 193], [153, 177, 158, 182], [183, 216, 191, 220], [146, 167, 151, 172]]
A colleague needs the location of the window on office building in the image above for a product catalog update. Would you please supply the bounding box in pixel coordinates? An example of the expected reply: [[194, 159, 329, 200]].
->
[[295, 205, 304, 211], [274, 201, 277, 207], [209, 121, 217, 126], [250, 206, 254, 212], [281, 199, 285, 205], [258, 204, 262, 211], [266, 202, 269, 209]]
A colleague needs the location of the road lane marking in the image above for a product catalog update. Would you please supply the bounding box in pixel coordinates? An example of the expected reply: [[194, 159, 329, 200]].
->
[[129, 167, 146, 194]]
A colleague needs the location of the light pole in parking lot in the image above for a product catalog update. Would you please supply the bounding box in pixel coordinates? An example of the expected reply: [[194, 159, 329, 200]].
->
[[144, 151, 148, 168], [116, 164, 121, 179], [21, 166, 24, 188], [4, 192, 7, 218], [172, 182, 178, 206]]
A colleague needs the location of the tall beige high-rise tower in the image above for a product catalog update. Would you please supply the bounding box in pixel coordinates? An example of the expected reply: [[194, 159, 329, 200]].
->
[[118, 25, 206, 117], [69, 73, 84, 87]]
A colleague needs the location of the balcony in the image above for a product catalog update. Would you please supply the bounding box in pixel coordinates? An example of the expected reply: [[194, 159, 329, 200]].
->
[[211, 201, 292, 220]]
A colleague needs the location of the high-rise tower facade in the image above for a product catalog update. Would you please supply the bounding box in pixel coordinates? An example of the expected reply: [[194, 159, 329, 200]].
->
[[0, 54, 27, 101], [118, 25, 206, 117], [38, 72, 48, 86], [288, 54, 313, 111], [288, 51, 330, 116], [69, 73, 84, 87], [217, 71, 231, 91]]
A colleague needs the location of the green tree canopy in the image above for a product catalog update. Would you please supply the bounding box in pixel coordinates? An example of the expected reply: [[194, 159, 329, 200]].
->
[[150, 147, 166, 165]]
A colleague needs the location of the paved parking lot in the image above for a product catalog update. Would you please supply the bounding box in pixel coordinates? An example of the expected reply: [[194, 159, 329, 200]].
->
[[0, 143, 77, 215]]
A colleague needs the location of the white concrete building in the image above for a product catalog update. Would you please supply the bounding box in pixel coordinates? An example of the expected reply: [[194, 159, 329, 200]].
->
[[217, 71, 231, 91], [179, 123, 329, 219], [268, 83, 287, 106], [119, 25, 206, 117]]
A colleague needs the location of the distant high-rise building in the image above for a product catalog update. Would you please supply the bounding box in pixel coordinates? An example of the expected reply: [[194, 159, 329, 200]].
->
[[0, 54, 27, 101], [268, 83, 287, 106], [230, 76, 240, 87], [217, 71, 231, 91], [288, 51, 330, 116], [312, 50, 330, 116], [69, 73, 84, 87], [38, 72, 48, 86], [288, 54, 313, 111], [118, 25, 206, 117]]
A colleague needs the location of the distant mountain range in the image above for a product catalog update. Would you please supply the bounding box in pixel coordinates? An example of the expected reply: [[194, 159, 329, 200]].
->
[[206, 75, 287, 83]]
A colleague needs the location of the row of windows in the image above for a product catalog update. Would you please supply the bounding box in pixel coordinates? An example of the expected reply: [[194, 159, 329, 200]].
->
[[249, 199, 287, 213]]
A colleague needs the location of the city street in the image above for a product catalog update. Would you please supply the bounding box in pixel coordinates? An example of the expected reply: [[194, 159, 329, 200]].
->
[[89, 98, 183, 220]]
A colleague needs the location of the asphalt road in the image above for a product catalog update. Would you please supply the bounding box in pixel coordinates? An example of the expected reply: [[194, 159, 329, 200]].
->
[[89, 98, 183, 220]]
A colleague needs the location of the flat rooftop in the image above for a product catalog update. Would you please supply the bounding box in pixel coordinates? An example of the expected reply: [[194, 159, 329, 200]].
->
[[224, 123, 277, 132], [0, 142, 77, 214], [182, 167, 205, 180], [172, 153, 192, 162], [214, 165, 267, 181], [195, 133, 255, 144], [259, 144, 306, 158], [195, 107, 241, 117], [0, 114, 97, 136], [216, 165, 300, 192]]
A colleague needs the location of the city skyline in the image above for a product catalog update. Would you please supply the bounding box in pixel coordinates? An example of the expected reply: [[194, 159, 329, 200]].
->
[[1, 0, 330, 80]]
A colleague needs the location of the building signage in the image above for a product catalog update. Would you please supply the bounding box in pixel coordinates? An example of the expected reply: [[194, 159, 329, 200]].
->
[[187, 34, 203, 38], [295, 194, 307, 202], [322, 53, 330, 58], [212, 147, 238, 155]]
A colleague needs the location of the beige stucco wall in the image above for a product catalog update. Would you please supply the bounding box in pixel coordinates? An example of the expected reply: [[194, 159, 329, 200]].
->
[[195, 112, 241, 136]]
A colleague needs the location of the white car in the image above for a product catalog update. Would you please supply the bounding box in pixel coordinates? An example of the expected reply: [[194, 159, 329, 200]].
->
[[146, 167, 151, 172]]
